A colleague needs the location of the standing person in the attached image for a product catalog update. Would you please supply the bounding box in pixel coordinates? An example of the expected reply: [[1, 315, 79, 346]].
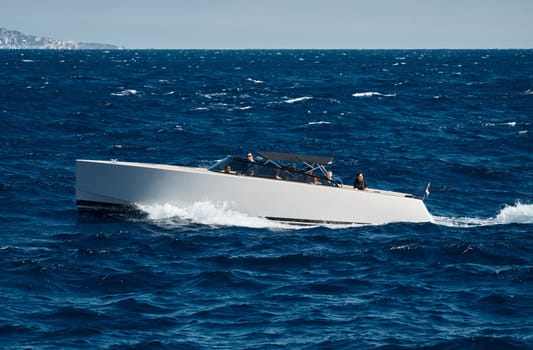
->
[[353, 172, 368, 190]]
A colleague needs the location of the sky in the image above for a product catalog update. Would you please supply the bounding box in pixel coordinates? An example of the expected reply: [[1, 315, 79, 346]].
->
[[1, 0, 532, 49]]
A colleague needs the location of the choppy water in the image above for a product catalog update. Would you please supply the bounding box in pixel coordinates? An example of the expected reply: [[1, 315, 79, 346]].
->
[[1, 50, 532, 349]]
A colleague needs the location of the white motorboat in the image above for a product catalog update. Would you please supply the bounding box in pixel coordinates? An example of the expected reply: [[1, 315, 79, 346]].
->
[[76, 152, 433, 225]]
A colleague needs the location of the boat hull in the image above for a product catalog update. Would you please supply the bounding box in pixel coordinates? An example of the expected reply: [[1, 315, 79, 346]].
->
[[76, 160, 433, 225]]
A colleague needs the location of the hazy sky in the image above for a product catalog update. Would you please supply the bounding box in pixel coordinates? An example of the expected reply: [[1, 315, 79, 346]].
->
[[2, 0, 532, 49]]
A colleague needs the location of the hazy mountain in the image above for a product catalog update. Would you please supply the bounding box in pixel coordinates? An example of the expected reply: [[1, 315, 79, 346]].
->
[[0, 28, 122, 49]]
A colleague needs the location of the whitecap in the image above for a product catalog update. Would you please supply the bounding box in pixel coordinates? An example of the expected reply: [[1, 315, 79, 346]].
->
[[308, 121, 331, 125], [111, 89, 138, 96], [483, 121, 520, 127], [352, 92, 396, 98], [201, 92, 227, 99], [284, 96, 313, 104], [247, 77, 264, 84]]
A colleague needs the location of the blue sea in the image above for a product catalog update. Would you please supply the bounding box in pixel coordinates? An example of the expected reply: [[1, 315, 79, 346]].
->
[[1, 50, 532, 349]]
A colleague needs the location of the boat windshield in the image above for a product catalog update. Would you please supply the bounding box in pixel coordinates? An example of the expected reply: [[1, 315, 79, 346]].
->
[[208, 155, 343, 187]]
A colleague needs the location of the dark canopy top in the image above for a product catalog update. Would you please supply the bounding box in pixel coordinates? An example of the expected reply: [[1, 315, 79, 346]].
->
[[258, 152, 333, 165]]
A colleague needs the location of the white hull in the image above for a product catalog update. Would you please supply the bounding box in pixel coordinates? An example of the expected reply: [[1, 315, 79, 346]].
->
[[76, 160, 433, 225]]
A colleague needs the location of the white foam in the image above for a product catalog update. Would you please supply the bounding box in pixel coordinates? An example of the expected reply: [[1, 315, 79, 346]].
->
[[136, 202, 532, 230], [494, 202, 533, 224], [352, 92, 396, 98], [247, 77, 264, 84], [308, 121, 331, 125], [136, 202, 302, 230], [201, 92, 227, 99], [111, 89, 138, 96], [284, 96, 313, 104], [433, 202, 533, 227]]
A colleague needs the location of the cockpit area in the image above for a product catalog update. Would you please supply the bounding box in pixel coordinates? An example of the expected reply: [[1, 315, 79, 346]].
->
[[208, 152, 343, 187]]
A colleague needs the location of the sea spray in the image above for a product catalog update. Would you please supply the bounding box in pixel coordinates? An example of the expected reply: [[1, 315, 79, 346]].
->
[[434, 202, 533, 227], [137, 201, 299, 229]]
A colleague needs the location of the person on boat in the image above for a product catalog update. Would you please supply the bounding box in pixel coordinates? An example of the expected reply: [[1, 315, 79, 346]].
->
[[305, 168, 320, 184], [324, 170, 341, 187], [353, 172, 368, 190], [283, 165, 299, 181], [224, 165, 232, 173], [247, 152, 254, 162], [243, 152, 256, 176]]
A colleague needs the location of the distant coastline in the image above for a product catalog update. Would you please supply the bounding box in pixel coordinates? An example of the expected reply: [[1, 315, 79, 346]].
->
[[0, 28, 123, 49]]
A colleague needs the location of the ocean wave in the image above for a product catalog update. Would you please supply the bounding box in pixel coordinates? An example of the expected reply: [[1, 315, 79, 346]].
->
[[494, 202, 533, 224], [111, 89, 138, 96], [2, 49, 531, 349], [200, 92, 227, 99], [352, 91, 396, 98], [434, 202, 533, 227], [246, 77, 264, 84], [284, 96, 313, 104]]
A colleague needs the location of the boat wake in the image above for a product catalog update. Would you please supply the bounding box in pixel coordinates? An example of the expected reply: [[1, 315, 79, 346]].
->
[[433, 202, 533, 227], [136, 202, 305, 230], [137, 202, 533, 230]]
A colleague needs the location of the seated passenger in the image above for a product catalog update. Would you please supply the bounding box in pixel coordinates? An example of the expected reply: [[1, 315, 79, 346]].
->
[[323, 170, 340, 187], [243, 152, 256, 176], [247, 152, 254, 162], [284, 165, 300, 182], [353, 172, 368, 190], [305, 168, 320, 184]]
